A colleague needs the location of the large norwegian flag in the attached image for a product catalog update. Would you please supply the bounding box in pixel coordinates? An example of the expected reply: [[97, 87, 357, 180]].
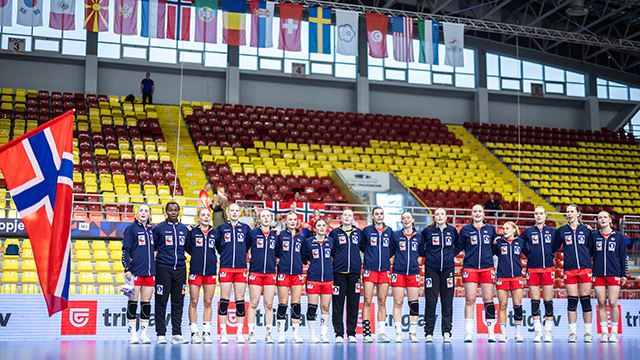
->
[[391, 16, 414, 62], [296, 202, 325, 223], [278, 2, 302, 51], [0, 111, 74, 316], [264, 200, 295, 215], [167, 0, 192, 40]]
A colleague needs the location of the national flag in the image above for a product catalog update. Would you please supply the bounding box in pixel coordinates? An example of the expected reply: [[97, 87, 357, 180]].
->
[[84, 0, 109, 32], [50, 0, 76, 30], [335, 9, 358, 56], [418, 19, 439, 65], [167, 0, 191, 40], [17, 0, 44, 27], [391, 16, 414, 62], [195, 0, 217, 43], [0, 111, 74, 316], [308, 6, 331, 54], [249, 0, 273, 48], [141, 0, 166, 38], [222, 0, 246, 46], [114, 0, 137, 35], [278, 2, 302, 52], [264, 200, 295, 215], [0, 0, 13, 26], [366, 13, 387, 59], [444, 22, 464, 67], [296, 202, 325, 223]]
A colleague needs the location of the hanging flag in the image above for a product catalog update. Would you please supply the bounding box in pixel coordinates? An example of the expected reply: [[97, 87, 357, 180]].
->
[[0, 111, 74, 316], [84, 0, 109, 32], [222, 0, 246, 46], [114, 0, 137, 35], [391, 16, 414, 62], [50, 0, 77, 30], [249, 0, 273, 48], [308, 6, 331, 54], [278, 2, 302, 52], [141, 0, 166, 38], [264, 200, 295, 215], [366, 13, 387, 59], [18, 0, 44, 27], [418, 19, 439, 65], [295, 202, 325, 223], [0, 0, 12, 26], [335, 9, 358, 56], [195, 0, 217, 43], [167, 0, 191, 40], [444, 22, 464, 67]]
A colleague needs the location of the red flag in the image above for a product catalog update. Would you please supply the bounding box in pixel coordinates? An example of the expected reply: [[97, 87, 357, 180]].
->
[[0, 111, 74, 316], [167, 0, 192, 40], [84, 0, 109, 32], [199, 189, 211, 209], [278, 2, 302, 51], [366, 13, 388, 58], [114, 0, 138, 35]]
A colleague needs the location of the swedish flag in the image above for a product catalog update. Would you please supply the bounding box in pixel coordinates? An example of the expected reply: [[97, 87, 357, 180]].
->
[[309, 7, 332, 54]]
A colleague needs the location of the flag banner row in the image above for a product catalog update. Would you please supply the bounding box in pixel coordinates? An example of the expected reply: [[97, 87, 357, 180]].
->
[[0, 0, 465, 65]]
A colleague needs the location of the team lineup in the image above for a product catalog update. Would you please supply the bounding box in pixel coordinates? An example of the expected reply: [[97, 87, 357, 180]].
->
[[121, 202, 628, 345]]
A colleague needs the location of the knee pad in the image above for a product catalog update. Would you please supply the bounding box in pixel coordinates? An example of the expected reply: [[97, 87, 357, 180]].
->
[[218, 298, 230, 316], [235, 300, 246, 317], [127, 300, 138, 320], [306, 304, 318, 321], [484, 302, 496, 320], [580, 296, 592, 312], [409, 300, 419, 316], [277, 304, 288, 320], [544, 300, 554, 318], [140, 302, 151, 320], [531, 300, 541, 317], [567, 296, 579, 312], [514, 305, 523, 322], [291, 303, 302, 320]]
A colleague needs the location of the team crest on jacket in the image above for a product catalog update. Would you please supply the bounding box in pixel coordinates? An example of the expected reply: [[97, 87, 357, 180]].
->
[[295, 243, 301, 252], [138, 234, 146, 245], [208, 239, 215, 248], [577, 235, 585, 244], [238, 233, 245, 242], [596, 241, 603, 251], [224, 233, 231, 242], [383, 238, 389, 247], [483, 235, 490, 244], [532, 234, 539, 244], [165, 235, 173, 245], [179, 236, 185, 246], [470, 235, 478, 245], [544, 234, 552, 243], [370, 236, 378, 246], [324, 249, 331, 258], [432, 236, 440, 245], [411, 242, 417, 251], [501, 245, 508, 255], [196, 236, 203, 247], [339, 235, 347, 244], [445, 236, 452, 246], [565, 235, 573, 245], [608, 241, 616, 251], [352, 235, 359, 244], [282, 241, 290, 251], [312, 249, 319, 258], [399, 242, 406, 251], [514, 246, 521, 255]]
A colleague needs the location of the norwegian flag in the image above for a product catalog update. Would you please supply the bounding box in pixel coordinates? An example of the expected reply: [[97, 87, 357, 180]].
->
[[0, 111, 74, 316], [391, 16, 414, 62], [167, 0, 192, 40], [264, 200, 295, 215], [296, 202, 325, 223]]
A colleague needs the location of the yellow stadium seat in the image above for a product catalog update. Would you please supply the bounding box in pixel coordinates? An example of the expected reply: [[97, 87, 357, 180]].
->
[[75, 250, 92, 261], [1, 271, 18, 283], [22, 271, 38, 283], [95, 261, 112, 272], [21, 259, 36, 271], [74, 240, 90, 250], [3, 259, 19, 271], [93, 250, 110, 261], [97, 273, 114, 284], [77, 273, 96, 283], [76, 261, 93, 272]]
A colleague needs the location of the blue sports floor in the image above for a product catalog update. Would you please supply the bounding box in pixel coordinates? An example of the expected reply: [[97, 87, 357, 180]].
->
[[1, 339, 639, 360]]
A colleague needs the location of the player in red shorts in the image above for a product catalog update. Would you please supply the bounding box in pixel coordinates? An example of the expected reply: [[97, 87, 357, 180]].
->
[[185, 207, 218, 344], [493, 222, 525, 343], [390, 211, 424, 343], [214, 203, 252, 344], [458, 204, 498, 343], [591, 211, 628, 343], [275, 212, 306, 343], [359, 207, 394, 343], [121, 204, 154, 344], [301, 219, 334, 343], [552, 204, 594, 343], [247, 209, 278, 343]]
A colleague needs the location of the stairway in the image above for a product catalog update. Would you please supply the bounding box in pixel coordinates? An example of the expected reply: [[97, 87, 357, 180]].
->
[[155, 105, 207, 207]]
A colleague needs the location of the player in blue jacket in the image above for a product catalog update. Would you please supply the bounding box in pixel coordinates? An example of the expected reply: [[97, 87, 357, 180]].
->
[[552, 204, 593, 343], [122, 204, 154, 344], [359, 206, 393, 343], [247, 209, 278, 344], [592, 211, 628, 343], [302, 218, 334, 343], [492, 222, 525, 343], [275, 212, 306, 343], [458, 204, 498, 343], [153, 201, 190, 345], [185, 207, 217, 344], [390, 211, 424, 343]]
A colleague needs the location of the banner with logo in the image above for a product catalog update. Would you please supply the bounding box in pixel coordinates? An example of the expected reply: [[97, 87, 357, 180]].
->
[[1, 295, 640, 340], [0, 219, 129, 239]]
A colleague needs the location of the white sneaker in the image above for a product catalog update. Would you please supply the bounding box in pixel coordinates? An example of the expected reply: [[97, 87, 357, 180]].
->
[[202, 333, 213, 344], [498, 334, 507, 343], [310, 336, 320, 343], [488, 334, 497, 343], [464, 333, 473, 343], [248, 333, 256, 344], [584, 333, 593, 343], [348, 335, 357, 343], [363, 335, 373, 343], [335, 335, 344, 343], [409, 333, 418, 343], [156, 335, 167, 345], [191, 333, 202, 344], [320, 335, 330, 343], [293, 334, 304, 343], [171, 335, 187, 344], [443, 333, 452, 343], [425, 335, 433, 343], [129, 331, 140, 344], [514, 333, 524, 343], [601, 333, 609, 343], [278, 334, 286, 343], [378, 333, 390, 343], [533, 332, 542, 343], [395, 333, 403, 343], [220, 333, 229, 344], [237, 334, 246, 344], [544, 330, 552, 343], [568, 332, 577, 343], [140, 333, 151, 344], [265, 332, 274, 344], [609, 333, 618, 343]]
